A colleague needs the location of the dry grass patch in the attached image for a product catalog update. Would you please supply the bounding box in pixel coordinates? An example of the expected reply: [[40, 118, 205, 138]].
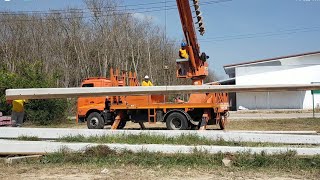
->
[[0, 163, 319, 180], [38, 148, 320, 173], [227, 118, 320, 132]]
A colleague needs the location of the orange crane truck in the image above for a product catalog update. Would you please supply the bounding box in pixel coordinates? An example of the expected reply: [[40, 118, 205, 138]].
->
[[77, 0, 229, 130]]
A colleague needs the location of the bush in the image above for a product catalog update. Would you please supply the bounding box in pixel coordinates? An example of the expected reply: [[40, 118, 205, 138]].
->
[[0, 61, 68, 125], [0, 71, 18, 114], [25, 99, 68, 125]]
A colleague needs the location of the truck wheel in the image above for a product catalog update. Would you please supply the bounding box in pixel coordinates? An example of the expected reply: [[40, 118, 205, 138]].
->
[[166, 112, 189, 130], [87, 112, 104, 129]]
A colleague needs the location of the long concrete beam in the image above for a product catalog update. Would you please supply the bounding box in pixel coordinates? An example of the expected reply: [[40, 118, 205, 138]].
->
[[1, 128, 319, 144], [0, 140, 319, 155], [6, 84, 320, 100]]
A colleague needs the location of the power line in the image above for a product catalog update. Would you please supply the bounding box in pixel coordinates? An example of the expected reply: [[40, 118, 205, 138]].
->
[[201, 26, 320, 40], [0, 0, 232, 22], [0, 0, 175, 14], [0, 7, 178, 23], [199, 26, 320, 42], [0, 3, 176, 16], [200, 0, 233, 5], [0, 0, 231, 16]]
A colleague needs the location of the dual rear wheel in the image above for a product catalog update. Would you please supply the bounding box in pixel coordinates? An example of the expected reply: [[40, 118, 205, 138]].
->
[[165, 112, 189, 130], [165, 112, 227, 130]]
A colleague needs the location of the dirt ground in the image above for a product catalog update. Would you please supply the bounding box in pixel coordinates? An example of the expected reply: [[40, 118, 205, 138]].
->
[[0, 164, 319, 180]]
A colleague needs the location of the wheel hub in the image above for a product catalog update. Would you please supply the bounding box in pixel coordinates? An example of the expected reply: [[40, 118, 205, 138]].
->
[[90, 117, 99, 127], [171, 118, 182, 129]]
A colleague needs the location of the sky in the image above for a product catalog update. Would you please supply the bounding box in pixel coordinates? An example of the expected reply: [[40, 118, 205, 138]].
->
[[1, 0, 320, 79]]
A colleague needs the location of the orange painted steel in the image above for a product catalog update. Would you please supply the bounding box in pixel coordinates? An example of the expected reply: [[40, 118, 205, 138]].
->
[[77, 69, 229, 129]]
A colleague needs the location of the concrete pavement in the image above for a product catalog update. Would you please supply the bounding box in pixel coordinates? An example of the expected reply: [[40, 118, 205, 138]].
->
[[0, 127, 319, 144], [1, 140, 319, 156]]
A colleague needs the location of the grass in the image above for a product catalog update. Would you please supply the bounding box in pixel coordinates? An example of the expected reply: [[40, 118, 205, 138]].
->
[[227, 118, 320, 132], [41, 145, 320, 171], [16, 135, 40, 141], [57, 134, 317, 147], [23, 119, 86, 129]]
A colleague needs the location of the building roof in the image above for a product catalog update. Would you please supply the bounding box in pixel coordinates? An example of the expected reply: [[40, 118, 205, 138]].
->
[[205, 78, 235, 85], [224, 50, 320, 69]]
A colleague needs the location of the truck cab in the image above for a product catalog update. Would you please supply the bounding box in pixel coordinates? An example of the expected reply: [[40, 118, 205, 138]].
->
[[77, 78, 111, 123]]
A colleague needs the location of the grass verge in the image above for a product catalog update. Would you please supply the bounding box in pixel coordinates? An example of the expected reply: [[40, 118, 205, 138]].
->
[[23, 119, 85, 129], [228, 118, 320, 132], [57, 134, 317, 147], [16, 135, 40, 141], [41, 145, 320, 171]]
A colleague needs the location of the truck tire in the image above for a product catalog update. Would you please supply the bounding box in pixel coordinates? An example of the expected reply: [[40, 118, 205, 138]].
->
[[166, 112, 189, 130], [87, 112, 104, 129]]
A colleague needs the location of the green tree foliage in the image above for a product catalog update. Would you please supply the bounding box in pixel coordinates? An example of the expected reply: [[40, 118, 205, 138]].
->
[[25, 99, 67, 125], [0, 62, 68, 125], [0, 71, 17, 113]]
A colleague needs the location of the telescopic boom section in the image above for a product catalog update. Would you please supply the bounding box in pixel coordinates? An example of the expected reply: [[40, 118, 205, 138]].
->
[[176, 0, 209, 85]]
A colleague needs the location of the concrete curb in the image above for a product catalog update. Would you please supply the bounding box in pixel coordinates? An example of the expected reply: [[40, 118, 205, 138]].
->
[[0, 140, 319, 156], [0, 127, 319, 144], [4, 155, 43, 165]]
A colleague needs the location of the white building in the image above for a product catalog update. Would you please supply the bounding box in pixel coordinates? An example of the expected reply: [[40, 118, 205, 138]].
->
[[224, 51, 320, 110]]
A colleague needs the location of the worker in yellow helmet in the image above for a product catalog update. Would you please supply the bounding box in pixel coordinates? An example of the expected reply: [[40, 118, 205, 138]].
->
[[142, 75, 153, 86], [11, 99, 27, 127]]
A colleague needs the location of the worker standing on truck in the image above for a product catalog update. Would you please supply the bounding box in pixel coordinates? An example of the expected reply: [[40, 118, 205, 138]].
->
[[178, 42, 189, 76], [11, 99, 27, 127], [179, 42, 189, 59], [142, 75, 153, 86]]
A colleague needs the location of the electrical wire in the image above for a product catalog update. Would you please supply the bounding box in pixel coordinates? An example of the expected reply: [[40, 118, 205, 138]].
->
[[0, 6, 179, 23], [1, 0, 318, 42], [0, 0, 232, 22], [199, 26, 320, 42], [0, 0, 231, 16], [0, 0, 176, 14]]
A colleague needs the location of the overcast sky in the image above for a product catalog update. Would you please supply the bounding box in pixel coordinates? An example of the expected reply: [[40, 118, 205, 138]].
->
[[1, 0, 319, 78]]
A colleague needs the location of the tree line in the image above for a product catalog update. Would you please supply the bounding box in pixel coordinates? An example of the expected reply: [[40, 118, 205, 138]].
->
[[1, 0, 212, 88], [0, 0, 218, 123]]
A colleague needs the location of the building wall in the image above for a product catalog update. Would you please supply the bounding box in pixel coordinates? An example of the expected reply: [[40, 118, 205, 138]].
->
[[236, 64, 320, 109]]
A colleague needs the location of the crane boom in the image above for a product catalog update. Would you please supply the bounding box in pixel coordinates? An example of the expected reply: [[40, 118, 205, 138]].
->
[[176, 0, 209, 85]]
